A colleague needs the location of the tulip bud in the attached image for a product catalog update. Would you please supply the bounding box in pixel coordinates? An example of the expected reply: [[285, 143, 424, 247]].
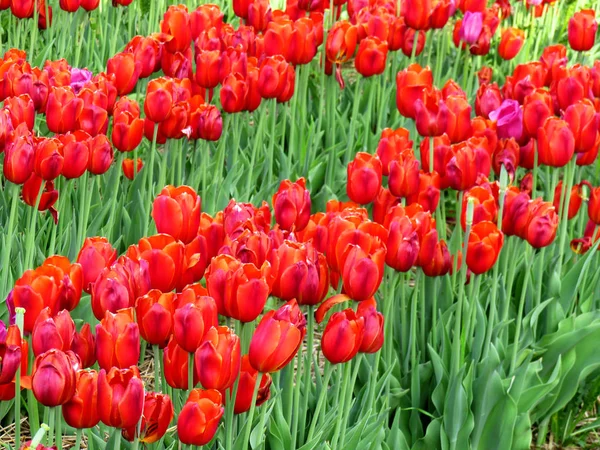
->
[[32, 349, 78, 406]]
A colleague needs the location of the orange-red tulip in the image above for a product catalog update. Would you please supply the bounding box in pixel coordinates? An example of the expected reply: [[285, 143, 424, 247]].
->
[[396, 64, 433, 119], [62, 369, 100, 429], [355, 36, 388, 78], [346, 152, 382, 205], [177, 389, 224, 446], [321, 308, 364, 363], [31, 349, 78, 407], [173, 293, 218, 353], [152, 185, 202, 244], [568, 10, 597, 51], [123, 392, 174, 443], [195, 326, 240, 391], [356, 298, 384, 353], [498, 27, 525, 60], [95, 309, 140, 371], [98, 366, 144, 429], [228, 355, 272, 414], [272, 178, 311, 232], [31, 308, 75, 356], [537, 117, 575, 167], [466, 221, 503, 274]]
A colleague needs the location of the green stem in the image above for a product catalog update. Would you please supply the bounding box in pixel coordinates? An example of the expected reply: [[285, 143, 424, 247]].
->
[[14, 308, 25, 450], [154, 345, 161, 392], [290, 347, 303, 449], [331, 362, 352, 448], [188, 352, 194, 392], [24, 182, 45, 270], [345, 77, 362, 165], [144, 123, 159, 234], [510, 247, 534, 374], [306, 364, 333, 441], [298, 306, 315, 446], [47, 407, 55, 446], [339, 354, 363, 448], [55, 406, 62, 450], [75, 428, 82, 450], [1, 183, 20, 298], [241, 372, 263, 450], [556, 159, 576, 276]]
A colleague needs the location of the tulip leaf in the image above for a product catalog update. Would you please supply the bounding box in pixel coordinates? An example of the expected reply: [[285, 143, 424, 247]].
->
[[559, 238, 600, 310]]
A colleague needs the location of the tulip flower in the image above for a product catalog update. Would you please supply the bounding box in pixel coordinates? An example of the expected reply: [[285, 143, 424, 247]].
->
[[568, 10, 597, 52], [421, 239, 453, 277], [205, 255, 271, 323], [537, 117, 576, 167], [461, 186, 498, 230], [325, 21, 358, 88], [95, 309, 140, 371], [489, 99, 522, 141], [445, 138, 492, 191], [414, 88, 449, 137], [475, 83, 503, 119], [188, 101, 223, 141], [402, 0, 431, 30], [499, 27, 525, 60], [164, 337, 198, 390], [123, 392, 174, 443], [466, 221, 504, 274], [0, 323, 22, 387], [152, 186, 202, 244], [58, 131, 90, 179], [388, 150, 420, 198], [3, 128, 35, 185], [31, 349, 78, 407], [135, 290, 176, 348], [71, 324, 96, 369], [249, 299, 307, 373], [31, 308, 75, 356], [98, 366, 144, 429], [525, 199, 559, 248], [522, 89, 553, 140], [4, 94, 35, 130], [62, 369, 100, 429], [220, 73, 247, 113], [195, 326, 241, 391], [122, 158, 143, 180], [553, 181, 583, 220], [161, 5, 192, 53], [11, 266, 60, 333], [272, 178, 311, 232], [228, 355, 272, 414], [21, 175, 59, 223], [588, 186, 600, 225], [396, 64, 433, 119], [87, 134, 114, 175], [356, 298, 384, 353], [177, 389, 224, 446], [321, 309, 365, 364], [173, 294, 219, 353], [346, 152, 383, 205], [355, 36, 388, 78], [386, 216, 420, 272], [45, 86, 83, 134], [563, 99, 599, 154], [376, 127, 413, 176], [444, 95, 473, 143]]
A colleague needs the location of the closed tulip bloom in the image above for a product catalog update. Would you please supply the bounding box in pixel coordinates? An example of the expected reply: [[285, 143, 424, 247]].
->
[[32, 349, 78, 407], [475, 83, 503, 119], [161, 5, 192, 53], [258, 55, 292, 100], [195, 326, 240, 391], [355, 36, 388, 78], [499, 27, 525, 60], [388, 150, 420, 198], [346, 152, 383, 205], [164, 337, 198, 389], [177, 389, 224, 446], [4, 94, 35, 130], [552, 65, 591, 112], [588, 186, 600, 224], [270, 241, 329, 305], [553, 181, 583, 220], [31, 308, 75, 356], [45, 86, 83, 134], [493, 138, 520, 179], [58, 131, 90, 179], [77, 237, 117, 294], [21, 175, 59, 223], [123, 392, 174, 443], [568, 10, 597, 51], [188, 101, 223, 141], [563, 99, 599, 153], [95, 309, 140, 371], [537, 117, 575, 167], [195, 50, 229, 90], [289, 17, 319, 65], [98, 366, 144, 429], [62, 369, 100, 429], [173, 296, 219, 353], [402, 0, 431, 30], [249, 299, 307, 373], [525, 199, 559, 248], [87, 134, 114, 175], [144, 78, 175, 123], [321, 309, 364, 364], [247, 0, 272, 32], [230, 355, 272, 414], [356, 298, 384, 353], [445, 138, 492, 191], [421, 239, 453, 276], [205, 255, 272, 323], [122, 158, 143, 180], [522, 89, 553, 140], [220, 73, 247, 113], [112, 110, 144, 153], [396, 64, 434, 119], [124, 36, 160, 79], [71, 324, 96, 369], [0, 324, 22, 387], [386, 216, 420, 272], [444, 95, 473, 143], [272, 178, 311, 232], [152, 185, 202, 244], [461, 186, 498, 230], [415, 88, 449, 137], [135, 290, 176, 348], [10, 0, 34, 18], [34, 137, 64, 181], [3, 129, 35, 184], [400, 27, 426, 57], [466, 221, 504, 274], [376, 127, 413, 176]]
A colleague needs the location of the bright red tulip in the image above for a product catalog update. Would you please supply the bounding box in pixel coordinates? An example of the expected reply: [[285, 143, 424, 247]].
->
[[152, 185, 202, 245], [498, 27, 525, 60], [346, 152, 383, 205], [31, 308, 75, 356], [568, 10, 597, 52], [62, 369, 100, 429], [537, 117, 575, 167], [173, 293, 218, 353], [95, 308, 140, 371], [123, 392, 174, 443], [97, 366, 144, 429], [466, 221, 504, 274], [195, 326, 241, 391], [321, 308, 364, 363], [272, 178, 311, 232], [31, 349, 78, 407], [177, 389, 224, 446], [228, 355, 272, 414]]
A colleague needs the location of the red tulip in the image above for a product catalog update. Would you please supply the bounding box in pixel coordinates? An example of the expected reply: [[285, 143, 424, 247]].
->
[[46, 86, 83, 134], [161, 5, 192, 53], [31, 349, 78, 407], [249, 299, 307, 373], [568, 10, 597, 52], [135, 290, 176, 348], [466, 221, 504, 274], [95, 308, 140, 371], [228, 355, 272, 414], [272, 178, 311, 232], [195, 326, 241, 391], [97, 366, 144, 429], [152, 185, 202, 244], [122, 158, 143, 180], [356, 298, 383, 353], [177, 389, 224, 446], [498, 27, 525, 60], [386, 215, 419, 272], [376, 127, 413, 176], [31, 308, 75, 356], [71, 324, 96, 369], [396, 64, 433, 119], [537, 117, 575, 167], [355, 36, 388, 78], [163, 337, 198, 389], [122, 392, 174, 443], [388, 150, 420, 198], [553, 181, 583, 220], [62, 369, 100, 429], [321, 308, 364, 363], [346, 152, 383, 205], [58, 131, 90, 179], [173, 293, 218, 353]]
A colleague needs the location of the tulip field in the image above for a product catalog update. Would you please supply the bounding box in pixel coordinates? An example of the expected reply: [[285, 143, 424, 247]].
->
[[2, 0, 600, 449]]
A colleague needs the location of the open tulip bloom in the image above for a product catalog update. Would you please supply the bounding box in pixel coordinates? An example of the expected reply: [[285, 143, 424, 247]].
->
[[2, 0, 600, 449]]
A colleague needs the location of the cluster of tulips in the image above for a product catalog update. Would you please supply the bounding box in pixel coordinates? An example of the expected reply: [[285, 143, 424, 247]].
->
[[3, 178, 389, 448]]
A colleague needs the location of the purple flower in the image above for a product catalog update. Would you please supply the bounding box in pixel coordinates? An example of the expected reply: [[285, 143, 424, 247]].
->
[[460, 12, 483, 45], [5, 290, 15, 326], [489, 99, 523, 141], [70, 68, 93, 93]]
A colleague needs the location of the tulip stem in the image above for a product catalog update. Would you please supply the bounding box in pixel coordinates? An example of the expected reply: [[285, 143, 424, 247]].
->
[[55, 406, 62, 449], [510, 246, 534, 374], [47, 407, 55, 446], [298, 306, 315, 446], [113, 429, 121, 450], [24, 181, 45, 270], [144, 123, 159, 234], [0, 183, 19, 298], [154, 344, 162, 392], [345, 77, 362, 165], [557, 159, 577, 277], [224, 376, 240, 450], [290, 348, 303, 449], [75, 428, 82, 450], [14, 308, 25, 450], [241, 371, 263, 450], [331, 361, 352, 448], [306, 364, 333, 442], [188, 352, 194, 392]]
